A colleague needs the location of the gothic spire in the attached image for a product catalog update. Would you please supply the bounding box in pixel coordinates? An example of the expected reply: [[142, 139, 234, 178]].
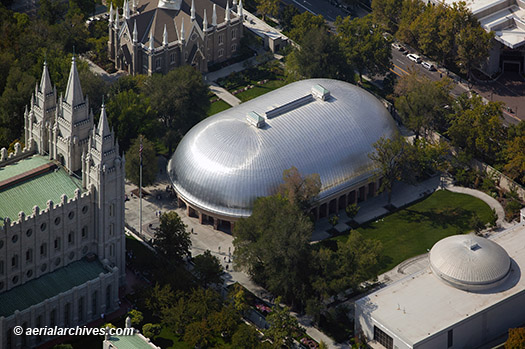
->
[[124, 0, 130, 20], [212, 4, 217, 26], [238, 0, 243, 18], [115, 7, 119, 29], [64, 56, 84, 108], [39, 60, 53, 95], [97, 102, 111, 138], [133, 20, 138, 43], [203, 9, 208, 32], [163, 24, 168, 46], [109, 2, 113, 24], [225, 1, 230, 22], [149, 29, 154, 50], [191, 0, 195, 21]]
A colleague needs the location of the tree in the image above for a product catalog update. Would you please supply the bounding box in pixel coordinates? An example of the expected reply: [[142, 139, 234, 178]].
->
[[106, 90, 158, 152], [470, 214, 485, 234], [208, 304, 240, 339], [233, 195, 313, 308], [154, 211, 191, 264], [124, 136, 158, 187], [504, 135, 525, 183], [142, 323, 162, 338], [193, 250, 224, 287], [277, 166, 321, 211], [183, 320, 213, 348], [345, 203, 360, 220], [127, 309, 143, 327], [232, 324, 260, 348], [336, 15, 392, 82], [266, 297, 302, 348], [368, 134, 409, 204], [446, 94, 504, 163], [142, 65, 210, 154], [288, 12, 327, 43], [372, 0, 403, 33], [229, 283, 249, 315], [145, 283, 176, 317], [506, 327, 525, 349], [394, 72, 452, 138], [278, 4, 300, 33], [256, 0, 279, 21], [287, 28, 352, 82], [456, 24, 493, 79]]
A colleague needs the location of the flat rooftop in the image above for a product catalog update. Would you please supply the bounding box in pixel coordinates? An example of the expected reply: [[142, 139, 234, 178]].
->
[[356, 225, 525, 346], [0, 155, 83, 225], [106, 334, 160, 349], [439, 0, 525, 49], [0, 258, 107, 317]]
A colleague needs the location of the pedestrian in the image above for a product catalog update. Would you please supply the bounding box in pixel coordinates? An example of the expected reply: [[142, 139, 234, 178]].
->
[[226, 264, 229, 270], [218, 246, 221, 254]]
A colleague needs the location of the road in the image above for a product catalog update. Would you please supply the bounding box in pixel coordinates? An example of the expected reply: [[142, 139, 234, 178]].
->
[[389, 45, 522, 125], [280, 0, 368, 24]]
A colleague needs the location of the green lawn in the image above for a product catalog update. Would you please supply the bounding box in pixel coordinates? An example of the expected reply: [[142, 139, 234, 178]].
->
[[234, 79, 288, 102], [207, 99, 232, 116], [333, 190, 495, 272]]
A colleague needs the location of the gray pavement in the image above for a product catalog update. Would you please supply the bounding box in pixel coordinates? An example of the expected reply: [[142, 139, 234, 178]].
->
[[208, 82, 241, 106], [80, 56, 126, 83]]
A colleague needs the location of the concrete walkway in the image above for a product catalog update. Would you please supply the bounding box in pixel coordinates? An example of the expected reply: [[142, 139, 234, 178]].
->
[[79, 56, 126, 83], [209, 82, 241, 106], [445, 184, 509, 229]]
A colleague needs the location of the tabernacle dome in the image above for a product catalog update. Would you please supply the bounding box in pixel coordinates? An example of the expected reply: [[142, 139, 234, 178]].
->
[[430, 234, 512, 291], [168, 79, 398, 227]]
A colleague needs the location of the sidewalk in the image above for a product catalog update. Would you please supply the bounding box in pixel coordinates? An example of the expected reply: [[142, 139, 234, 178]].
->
[[79, 56, 126, 83], [209, 82, 241, 106]]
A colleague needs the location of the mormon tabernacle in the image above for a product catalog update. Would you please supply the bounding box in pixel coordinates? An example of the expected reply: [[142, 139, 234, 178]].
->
[[167, 79, 398, 230]]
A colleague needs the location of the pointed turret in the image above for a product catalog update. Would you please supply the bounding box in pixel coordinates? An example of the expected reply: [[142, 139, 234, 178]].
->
[[109, 2, 113, 24], [124, 0, 130, 20], [97, 103, 111, 138], [203, 9, 208, 32], [191, 0, 195, 21], [238, 0, 243, 18], [133, 20, 138, 43], [115, 8, 119, 29], [132, 0, 137, 12], [212, 4, 217, 26], [40, 61, 53, 94], [181, 19, 185, 41], [163, 24, 168, 46], [149, 30, 154, 50], [64, 56, 84, 108], [225, 1, 230, 22]]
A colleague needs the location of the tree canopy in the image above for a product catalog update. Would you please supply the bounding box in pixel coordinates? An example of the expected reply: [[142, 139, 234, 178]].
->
[[336, 14, 392, 82], [276, 166, 321, 211], [154, 211, 192, 264], [124, 136, 158, 187], [193, 250, 224, 287]]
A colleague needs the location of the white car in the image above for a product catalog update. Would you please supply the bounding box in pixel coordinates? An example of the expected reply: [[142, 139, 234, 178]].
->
[[407, 53, 421, 63], [422, 61, 436, 71]]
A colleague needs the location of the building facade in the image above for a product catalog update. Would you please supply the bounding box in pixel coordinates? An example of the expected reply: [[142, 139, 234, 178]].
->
[[108, 0, 244, 74], [0, 58, 125, 348]]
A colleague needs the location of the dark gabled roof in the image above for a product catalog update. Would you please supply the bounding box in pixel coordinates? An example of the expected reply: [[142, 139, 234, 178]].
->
[[126, 0, 239, 48]]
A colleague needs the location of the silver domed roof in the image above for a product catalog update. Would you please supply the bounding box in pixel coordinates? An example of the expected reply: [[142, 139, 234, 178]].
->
[[430, 234, 511, 291], [168, 79, 398, 218]]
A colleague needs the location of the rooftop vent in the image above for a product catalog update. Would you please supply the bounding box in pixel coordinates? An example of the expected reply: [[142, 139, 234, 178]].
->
[[311, 84, 330, 101], [246, 111, 266, 128], [470, 242, 481, 251], [265, 94, 313, 119]]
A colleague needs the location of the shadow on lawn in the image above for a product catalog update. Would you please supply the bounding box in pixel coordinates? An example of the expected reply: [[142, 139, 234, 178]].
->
[[396, 208, 476, 231]]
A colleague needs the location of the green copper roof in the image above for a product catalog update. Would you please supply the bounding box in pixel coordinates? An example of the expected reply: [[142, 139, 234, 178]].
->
[[0, 156, 83, 225], [0, 259, 107, 317], [107, 334, 157, 349], [0, 156, 50, 182]]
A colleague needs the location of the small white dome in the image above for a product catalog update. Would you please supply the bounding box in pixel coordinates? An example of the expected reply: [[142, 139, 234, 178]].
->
[[429, 234, 511, 291]]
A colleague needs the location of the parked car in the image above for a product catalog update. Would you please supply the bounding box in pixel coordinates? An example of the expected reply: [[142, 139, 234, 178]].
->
[[392, 42, 407, 53], [422, 61, 436, 71], [407, 53, 421, 63]]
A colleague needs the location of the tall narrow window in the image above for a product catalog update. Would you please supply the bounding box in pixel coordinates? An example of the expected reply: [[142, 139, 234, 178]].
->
[[26, 249, 33, 263], [448, 329, 453, 348], [40, 243, 47, 257]]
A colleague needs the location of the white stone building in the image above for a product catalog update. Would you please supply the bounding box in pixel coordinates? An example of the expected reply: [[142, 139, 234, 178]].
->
[[0, 57, 125, 348], [355, 228, 525, 349]]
